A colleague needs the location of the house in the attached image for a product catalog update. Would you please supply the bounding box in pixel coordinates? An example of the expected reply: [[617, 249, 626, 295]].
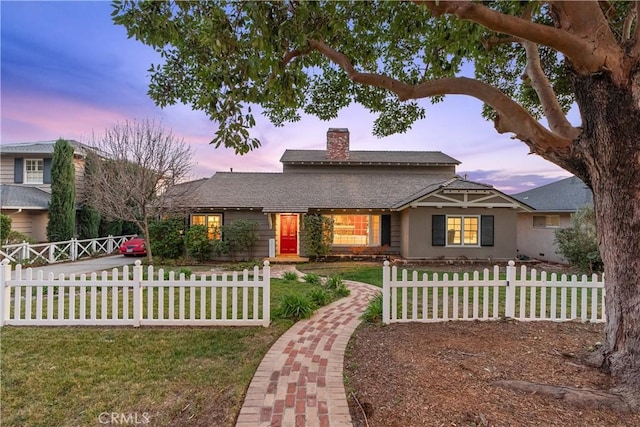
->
[[0, 140, 92, 242], [178, 128, 532, 261], [512, 176, 593, 263]]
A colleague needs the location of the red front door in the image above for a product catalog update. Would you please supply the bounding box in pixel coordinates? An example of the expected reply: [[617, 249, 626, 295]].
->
[[280, 214, 298, 254]]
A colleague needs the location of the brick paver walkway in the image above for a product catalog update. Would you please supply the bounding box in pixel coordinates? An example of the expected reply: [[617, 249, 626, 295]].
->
[[235, 278, 380, 427]]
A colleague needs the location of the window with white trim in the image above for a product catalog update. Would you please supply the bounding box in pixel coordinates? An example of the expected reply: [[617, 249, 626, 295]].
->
[[327, 214, 380, 246], [25, 159, 44, 184], [447, 215, 479, 246]]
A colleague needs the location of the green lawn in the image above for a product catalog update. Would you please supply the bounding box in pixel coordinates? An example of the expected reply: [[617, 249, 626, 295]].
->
[[0, 278, 324, 427]]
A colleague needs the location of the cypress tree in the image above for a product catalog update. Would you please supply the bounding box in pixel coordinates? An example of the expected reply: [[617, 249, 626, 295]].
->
[[46, 139, 76, 242], [77, 150, 101, 239]]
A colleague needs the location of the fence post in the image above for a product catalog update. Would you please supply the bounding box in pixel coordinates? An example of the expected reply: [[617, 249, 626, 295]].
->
[[505, 260, 516, 318], [133, 260, 142, 327], [262, 260, 270, 327], [71, 238, 78, 261], [0, 259, 11, 326], [107, 235, 114, 254], [21, 241, 28, 263], [382, 261, 391, 324]]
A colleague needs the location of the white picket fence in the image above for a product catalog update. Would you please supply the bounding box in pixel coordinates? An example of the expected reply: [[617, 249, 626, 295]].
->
[[382, 260, 605, 324], [0, 235, 137, 265], [0, 260, 271, 327]]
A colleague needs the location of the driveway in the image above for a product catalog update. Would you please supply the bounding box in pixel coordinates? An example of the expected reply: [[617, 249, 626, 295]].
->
[[11, 255, 137, 278]]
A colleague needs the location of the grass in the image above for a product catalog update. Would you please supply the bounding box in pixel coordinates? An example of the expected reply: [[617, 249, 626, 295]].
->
[[0, 278, 325, 427]]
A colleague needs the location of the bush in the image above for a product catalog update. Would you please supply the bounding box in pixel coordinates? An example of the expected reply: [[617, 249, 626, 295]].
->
[[222, 219, 260, 260], [361, 294, 383, 323], [332, 283, 351, 298], [148, 217, 184, 259], [77, 205, 101, 239], [1, 214, 12, 243], [185, 225, 210, 262], [211, 239, 230, 258], [303, 273, 321, 286], [282, 271, 299, 281], [274, 294, 316, 320], [555, 206, 602, 272], [302, 214, 334, 259], [307, 288, 332, 306], [325, 275, 343, 290]]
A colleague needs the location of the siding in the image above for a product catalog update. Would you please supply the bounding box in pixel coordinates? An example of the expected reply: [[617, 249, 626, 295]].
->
[[0, 156, 14, 184], [1, 210, 49, 242], [403, 207, 518, 260], [516, 212, 572, 263]]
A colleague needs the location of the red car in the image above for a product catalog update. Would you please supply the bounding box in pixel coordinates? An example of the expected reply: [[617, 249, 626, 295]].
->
[[119, 237, 147, 256]]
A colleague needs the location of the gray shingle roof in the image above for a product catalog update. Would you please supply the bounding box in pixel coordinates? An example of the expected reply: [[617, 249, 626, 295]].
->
[[183, 172, 516, 212], [512, 176, 593, 212], [0, 140, 93, 157], [280, 150, 460, 165], [0, 184, 51, 209]]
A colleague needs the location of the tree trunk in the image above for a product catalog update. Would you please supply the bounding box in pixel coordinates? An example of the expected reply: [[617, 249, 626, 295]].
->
[[569, 69, 640, 405], [142, 216, 153, 263]]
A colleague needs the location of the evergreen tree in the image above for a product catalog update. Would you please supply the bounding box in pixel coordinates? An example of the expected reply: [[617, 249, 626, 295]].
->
[[46, 139, 76, 242], [77, 150, 101, 239]]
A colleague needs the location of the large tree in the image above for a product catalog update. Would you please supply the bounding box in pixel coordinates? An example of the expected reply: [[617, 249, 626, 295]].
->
[[46, 139, 76, 242], [113, 1, 640, 405], [84, 119, 193, 262]]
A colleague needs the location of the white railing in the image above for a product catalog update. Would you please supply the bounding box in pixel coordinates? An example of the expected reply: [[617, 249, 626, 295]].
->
[[382, 260, 605, 324], [0, 260, 271, 328], [0, 235, 136, 265]]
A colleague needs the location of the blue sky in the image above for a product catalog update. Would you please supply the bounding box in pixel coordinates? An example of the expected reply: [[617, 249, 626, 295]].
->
[[1, 1, 573, 193]]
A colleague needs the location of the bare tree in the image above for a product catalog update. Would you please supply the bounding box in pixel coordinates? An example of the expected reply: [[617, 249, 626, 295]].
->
[[85, 119, 194, 262]]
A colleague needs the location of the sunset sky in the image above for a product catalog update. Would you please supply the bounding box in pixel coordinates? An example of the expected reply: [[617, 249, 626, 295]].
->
[[0, 1, 575, 194]]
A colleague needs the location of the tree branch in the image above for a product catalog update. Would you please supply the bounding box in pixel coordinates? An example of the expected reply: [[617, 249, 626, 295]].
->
[[631, 2, 640, 58], [522, 41, 580, 140], [415, 1, 623, 77], [622, 4, 637, 40], [307, 39, 573, 156]]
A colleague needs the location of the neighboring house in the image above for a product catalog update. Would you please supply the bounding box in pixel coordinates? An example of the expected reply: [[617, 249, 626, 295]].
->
[[176, 128, 532, 261], [512, 176, 593, 263], [0, 140, 92, 242]]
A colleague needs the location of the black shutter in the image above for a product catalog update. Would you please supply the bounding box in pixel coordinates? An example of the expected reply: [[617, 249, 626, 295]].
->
[[381, 215, 391, 246], [481, 215, 494, 246], [432, 215, 446, 246], [43, 158, 52, 184], [14, 158, 23, 183]]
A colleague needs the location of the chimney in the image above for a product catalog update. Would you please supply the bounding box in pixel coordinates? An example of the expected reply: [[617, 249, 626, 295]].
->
[[326, 128, 349, 160]]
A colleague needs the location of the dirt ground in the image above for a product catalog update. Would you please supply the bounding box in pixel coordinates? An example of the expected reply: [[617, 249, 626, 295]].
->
[[345, 320, 639, 427]]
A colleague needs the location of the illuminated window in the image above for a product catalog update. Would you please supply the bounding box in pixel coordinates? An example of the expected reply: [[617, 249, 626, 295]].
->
[[25, 159, 44, 184], [191, 214, 222, 239], [328, 215, 380, 246], [447, 216, 479, 246]]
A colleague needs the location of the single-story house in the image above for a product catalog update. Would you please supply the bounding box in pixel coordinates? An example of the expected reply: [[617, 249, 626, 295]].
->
[[0, 140, 91, 242], [512, 176, 593, 263], [176, 128, 532, 261]]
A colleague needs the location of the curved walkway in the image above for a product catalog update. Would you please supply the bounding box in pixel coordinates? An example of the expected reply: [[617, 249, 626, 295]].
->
[[235, 277, 380, 427]]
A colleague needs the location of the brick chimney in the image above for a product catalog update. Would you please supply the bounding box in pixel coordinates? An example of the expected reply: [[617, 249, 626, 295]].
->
[[326, 128, 350, 160]]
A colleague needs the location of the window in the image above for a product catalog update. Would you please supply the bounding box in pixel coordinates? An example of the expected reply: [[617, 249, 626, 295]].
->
[[328, 214, 380, 246], [447, 215, 479, 246], [191, 214, 222, 239], [533, 215, 560, 228], [25, 159, 44, 184]]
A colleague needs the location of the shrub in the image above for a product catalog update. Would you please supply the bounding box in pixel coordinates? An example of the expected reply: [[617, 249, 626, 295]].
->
[[47, 139, 76, 242], [1, 214, 12, 243], [361, 294, 383, 323], [282, 271, 299, 281], [307, 288, 332, 307], [274, 294, 316, 320], [303, 273, 321, 286], [325, 275, 344, 290], [77, 204, 101, 239], [555, 206, 602, 272], [222, 219, 260, 260], [148, 217, 184, 259], [332, 283, 351, 298], [185, 225, 210, 262], [302, 214, 334, 259], [211, 239, 230, 258]]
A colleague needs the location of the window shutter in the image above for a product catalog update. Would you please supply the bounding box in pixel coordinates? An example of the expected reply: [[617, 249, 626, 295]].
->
[[432, 215, 446, 246], [481, 215, 494, 246], [43, 158, 52, 184], [14, 158, 24, 183], [381, 215, 391, 246]]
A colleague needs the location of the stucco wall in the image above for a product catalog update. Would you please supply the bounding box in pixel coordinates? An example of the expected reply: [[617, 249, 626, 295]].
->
[[516, 212, 573, 263], [401, 207, 519, 260]]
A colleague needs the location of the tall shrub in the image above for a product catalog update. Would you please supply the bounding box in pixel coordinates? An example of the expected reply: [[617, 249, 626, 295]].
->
[[77, 205, 101, 239], [555, 206, 602, 272], [222, 219, 259, 260], [302, 214, 334, 259], [147, 217, 184, 259], [0, 214, 12, 243], [46, 139, 76, 242], [185, 224, 210, 262]]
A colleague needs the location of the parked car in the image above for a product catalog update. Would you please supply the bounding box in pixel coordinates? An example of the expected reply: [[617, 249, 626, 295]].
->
[[119, 237, 147, 256]]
